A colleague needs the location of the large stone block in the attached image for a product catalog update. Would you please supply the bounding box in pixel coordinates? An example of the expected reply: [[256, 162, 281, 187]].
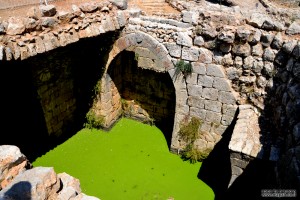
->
[[206, 64, 226, 78], [198, 75, 213, 87], [176, 32, 192, 47], [202, 87, 218, 100], [182, 46, 199, 61], [213, 77, 231, 91]]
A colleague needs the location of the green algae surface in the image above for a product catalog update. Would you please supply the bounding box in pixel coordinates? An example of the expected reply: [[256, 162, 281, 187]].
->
[[33, 118, 214, 200]]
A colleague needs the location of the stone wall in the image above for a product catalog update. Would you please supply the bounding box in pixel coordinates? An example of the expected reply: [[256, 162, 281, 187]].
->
[[0, 0, 300, 194], [120, 0, 300, 191]]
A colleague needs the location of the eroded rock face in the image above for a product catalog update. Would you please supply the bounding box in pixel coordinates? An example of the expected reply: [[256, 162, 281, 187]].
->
[[0, 145, 28, 190], [0, 146, 100, 200], [6, 17, 25, 35], [0, 167, 60, 200]]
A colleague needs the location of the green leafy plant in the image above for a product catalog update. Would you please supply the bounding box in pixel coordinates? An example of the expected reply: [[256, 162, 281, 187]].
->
[[84, 110, 105, 129], [173, 60, 192, 80]]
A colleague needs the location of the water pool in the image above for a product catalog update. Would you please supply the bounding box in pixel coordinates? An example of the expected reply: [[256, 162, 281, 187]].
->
[[33, 118, 214, 200]]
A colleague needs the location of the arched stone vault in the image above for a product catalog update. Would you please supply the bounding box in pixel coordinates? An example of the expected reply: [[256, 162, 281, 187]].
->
[[92, 31, 189, 149], [92, 31, 238, 152]]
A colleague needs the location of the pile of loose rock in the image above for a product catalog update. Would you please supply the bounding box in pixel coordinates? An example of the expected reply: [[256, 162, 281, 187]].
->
[[0, 145, 99, 200]]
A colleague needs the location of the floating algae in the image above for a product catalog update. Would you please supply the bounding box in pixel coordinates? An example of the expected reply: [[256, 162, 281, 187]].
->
[[33, 118, 214, 200]]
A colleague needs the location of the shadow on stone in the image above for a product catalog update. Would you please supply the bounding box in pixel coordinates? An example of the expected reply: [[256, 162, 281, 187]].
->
[[1, 181, 32, 200], [198, 109, 238, 199], [108, 50, 176, 148], [223, 159, 277, 200]]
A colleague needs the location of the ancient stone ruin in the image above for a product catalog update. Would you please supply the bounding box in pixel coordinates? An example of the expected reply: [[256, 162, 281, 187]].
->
[[0, 0, 299, 199]]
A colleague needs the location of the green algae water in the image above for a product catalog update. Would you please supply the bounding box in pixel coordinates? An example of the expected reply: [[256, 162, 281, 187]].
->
[[33, 118, 214, 200]]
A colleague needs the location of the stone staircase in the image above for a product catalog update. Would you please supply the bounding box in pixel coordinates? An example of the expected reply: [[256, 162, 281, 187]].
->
[[128, 0, 179, 16]]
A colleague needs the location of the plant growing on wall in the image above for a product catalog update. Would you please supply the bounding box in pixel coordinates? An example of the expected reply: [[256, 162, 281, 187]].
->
[[181, 144, 212, 164], [178, 116, 211, 163], [84, 110, 105, 129], [173, 59, 192, 80], [178, 116, 202, 143]]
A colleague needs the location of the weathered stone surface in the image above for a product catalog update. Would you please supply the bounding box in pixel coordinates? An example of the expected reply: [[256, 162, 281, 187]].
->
[[218, 31, 235, 43], [199, 24, 217, 39], [79, 2, 98, 13], [187, 84, 202, 97], [198, 75, 213, 87], [283, 40, 298, 54], [262, 19, 284, 31], [41, 17, 58, 28], [271, 32, 283, 49], [182, 46, 199, 61], [188, 96, 205, 109], [192, 62, 206, 75], [202, 87, 218, 100], [0, 45, 4, 60], [57, 11, 75, 22], [72, 5, 83, 17], [243, 56, 254, 70], [220, 43, 232, 53], [218, 91, 236, 104], [164, 42, 181, 58], [249, 29, 261, 45], [0, 167, 60, 199], [109, 0, 128, 10], [247, 13, 269, 28], [232, 42, 251, 57], [176, 32, 192, 47], [117, 11, 127, 27], [26, 7, 41, 20], [263, 47, 276, 62], [262, 61, 274, 77], [57, 172, 81, 200], [182, 11, 199, 25], [0, 145, 28, 190], [198, 48, 213, 63], [40, 5, 57, 17], [6, 17, 25, 35], [260, 32, 274, 47], [204, 100, 222, 112], [236, 27, 251, 41], [205, 110, 222, 124], [206, 64, 225, 78], [228, 105, 262, 157], [286, 21, 300, 35], [252, 43, 263, 56], [213, 77, 231, 91], [194, 36, 205, 47]]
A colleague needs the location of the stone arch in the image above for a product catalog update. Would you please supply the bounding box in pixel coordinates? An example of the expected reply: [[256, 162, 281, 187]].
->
[[104, 31, 174, 73], [92, 31, 187, 149]]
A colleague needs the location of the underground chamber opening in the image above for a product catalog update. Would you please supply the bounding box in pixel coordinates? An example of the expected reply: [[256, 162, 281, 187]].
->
[[107, 50, 176, 148], [0, 32, 118, 161]]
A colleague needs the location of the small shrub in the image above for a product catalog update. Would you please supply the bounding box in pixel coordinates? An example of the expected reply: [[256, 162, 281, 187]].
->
[[178, 117, 202, 143], [181, 144, 212, 164], [173, 60, 192, 80], [84, 110, 105, 129]]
